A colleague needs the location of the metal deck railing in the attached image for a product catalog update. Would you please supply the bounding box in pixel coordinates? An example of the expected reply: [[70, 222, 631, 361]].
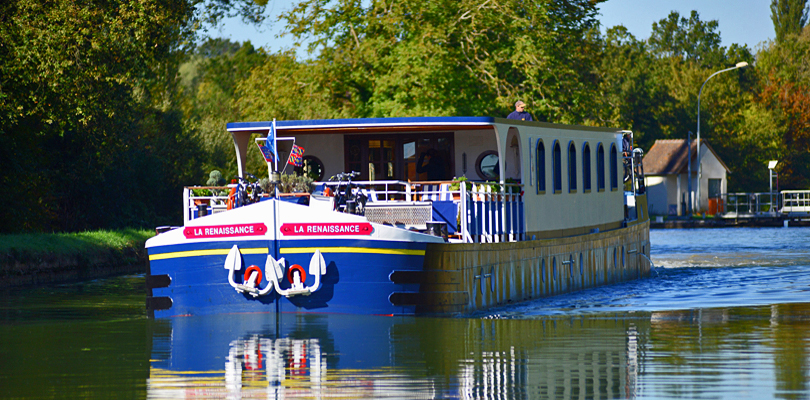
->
[[183, 180, 526, 244], [722, 192, 779, 216]]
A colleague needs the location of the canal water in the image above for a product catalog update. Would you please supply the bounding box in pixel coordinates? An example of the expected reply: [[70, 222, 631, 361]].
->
[[1, 227, 810, 399]]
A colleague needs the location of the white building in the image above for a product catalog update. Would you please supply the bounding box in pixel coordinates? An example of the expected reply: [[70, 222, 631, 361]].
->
[[642, 139, 730, 216]]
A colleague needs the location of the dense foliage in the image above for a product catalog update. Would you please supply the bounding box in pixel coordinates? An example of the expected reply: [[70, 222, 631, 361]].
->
[[2, 0, 809, 232]]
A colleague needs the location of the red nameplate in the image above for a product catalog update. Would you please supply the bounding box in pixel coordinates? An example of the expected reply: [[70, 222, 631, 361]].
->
[[280, 222, 373, 236], [184, 223, 268, 239]]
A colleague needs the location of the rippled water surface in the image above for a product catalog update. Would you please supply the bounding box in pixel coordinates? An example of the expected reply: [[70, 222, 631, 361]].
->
[[2, 227, 810, 399]]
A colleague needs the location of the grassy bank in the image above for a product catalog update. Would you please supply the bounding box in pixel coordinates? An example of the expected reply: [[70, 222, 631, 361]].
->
[[0, 229, 154, 288]]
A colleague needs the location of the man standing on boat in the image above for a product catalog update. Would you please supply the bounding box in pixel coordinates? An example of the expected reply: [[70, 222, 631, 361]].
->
[[417, 148, 446, 180], [507, 100, 533, 121]]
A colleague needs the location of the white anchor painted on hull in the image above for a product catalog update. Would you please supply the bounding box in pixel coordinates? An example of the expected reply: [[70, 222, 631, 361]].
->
[[224, 245, 326, 298]]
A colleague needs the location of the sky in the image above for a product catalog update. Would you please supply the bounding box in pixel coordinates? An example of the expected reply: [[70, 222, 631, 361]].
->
[[211, 0, 776, 57]]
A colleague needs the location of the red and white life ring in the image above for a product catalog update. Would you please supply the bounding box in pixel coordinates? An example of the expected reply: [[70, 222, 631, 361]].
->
[[287, 264, 306, 285], [244, 265, 263, 285]]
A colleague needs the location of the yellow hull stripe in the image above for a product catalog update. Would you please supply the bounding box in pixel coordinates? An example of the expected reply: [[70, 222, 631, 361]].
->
[[280, 247, 425, 256], [149, 247, 268, 261], [150, 246, 424, 260]]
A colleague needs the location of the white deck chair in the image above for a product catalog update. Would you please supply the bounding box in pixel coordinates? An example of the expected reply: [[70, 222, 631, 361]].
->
[[421, 184, 451, 201]]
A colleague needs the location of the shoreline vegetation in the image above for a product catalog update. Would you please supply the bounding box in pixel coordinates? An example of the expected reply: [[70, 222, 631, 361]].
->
[[3, 2, 810, 235], [0, 229, 153, 288]]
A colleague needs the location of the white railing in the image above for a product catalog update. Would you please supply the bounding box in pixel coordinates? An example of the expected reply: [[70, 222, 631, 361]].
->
[[459, 182, 525, 243], [723, 192, 778, 216], [183, 186, 231, 224], [781, 190, 810, 214], [318, 180, 411, 202], [183, 180, 527, 243]]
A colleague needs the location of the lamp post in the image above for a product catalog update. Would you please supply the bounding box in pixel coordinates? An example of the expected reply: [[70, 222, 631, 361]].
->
[[769, 160, 778, 213], [696, 61, 750, 214]]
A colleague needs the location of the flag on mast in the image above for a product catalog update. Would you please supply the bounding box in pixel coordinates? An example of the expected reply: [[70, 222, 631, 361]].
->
[[288, 144, 305, 167], [257, 137, 277, 163], [256, 120, 279, 168]]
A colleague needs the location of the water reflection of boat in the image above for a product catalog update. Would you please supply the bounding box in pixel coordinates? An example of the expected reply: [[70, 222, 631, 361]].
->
[[147, 313, 642, 398], [145, 117, 651, 318]]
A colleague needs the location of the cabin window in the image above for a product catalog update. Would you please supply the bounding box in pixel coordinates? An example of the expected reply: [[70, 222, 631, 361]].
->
[[345, 133, 454, 181], [568, 141, 577, 193], [610, 144, 618, 191], [553, 141, 562, 193], [368, 139, 396, 181], [597, 144, 605, 191], [535, 140, 545, 194], [582, 143, 591, 193], [476, 150, 499, 180], [295, 155, 325, 181]]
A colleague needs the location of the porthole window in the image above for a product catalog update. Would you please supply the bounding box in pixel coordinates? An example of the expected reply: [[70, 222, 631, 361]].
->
[[579, 253, 584, 276], [296, 155, 325, 181], [476, 151, 499, 181], [552, 257, 557, 281], [613, 248, 618, 269], [622, 246, 626, 268], [541, 259, 546, 282]]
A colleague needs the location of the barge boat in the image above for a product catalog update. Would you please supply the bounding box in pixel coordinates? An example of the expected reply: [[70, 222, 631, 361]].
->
[[145, 117, 651, 318]]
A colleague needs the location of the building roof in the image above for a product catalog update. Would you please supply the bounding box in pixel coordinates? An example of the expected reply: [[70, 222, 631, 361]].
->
[[643, 139, 730, 175]]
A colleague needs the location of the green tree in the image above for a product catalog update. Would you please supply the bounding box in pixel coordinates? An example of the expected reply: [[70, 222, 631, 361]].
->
[[648, 10, 725, 68], [180, 39, 270, 179], [598, 11, 758, 193], [771, 0, 809, 42], [594, 26, 680, 149], [0, 0, 268, 232], [275, 0, 604, 123], [754, 26, 810, 189]]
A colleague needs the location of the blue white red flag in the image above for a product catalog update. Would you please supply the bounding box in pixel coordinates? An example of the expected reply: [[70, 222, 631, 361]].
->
[[288, 144, 305, 167], [257, 138, 277, 163]]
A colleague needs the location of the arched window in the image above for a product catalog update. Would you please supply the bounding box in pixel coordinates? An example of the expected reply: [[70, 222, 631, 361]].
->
[[553, 141, 562, 193], [535, 140, 546, 193], [568, 141, 577, 193], [582, 143, 591, 192], [597, 144, 605, 191], [610, 144, 618, 191]]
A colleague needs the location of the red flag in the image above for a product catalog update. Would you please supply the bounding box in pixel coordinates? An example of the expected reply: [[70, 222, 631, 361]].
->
[[288, 144, 305, 167]]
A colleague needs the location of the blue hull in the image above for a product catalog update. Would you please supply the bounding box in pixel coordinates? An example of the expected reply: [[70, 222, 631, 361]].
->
[[148, 238, 428, 318]]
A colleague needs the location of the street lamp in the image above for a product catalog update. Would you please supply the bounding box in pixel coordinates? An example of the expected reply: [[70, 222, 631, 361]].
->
[[695, 61, 750, 214], [769, 160, 778, 212]]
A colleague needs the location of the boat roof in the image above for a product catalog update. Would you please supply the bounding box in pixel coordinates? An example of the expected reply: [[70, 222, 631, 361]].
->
[[226, 116, 497, 134], [226, 116, 620, 135]]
